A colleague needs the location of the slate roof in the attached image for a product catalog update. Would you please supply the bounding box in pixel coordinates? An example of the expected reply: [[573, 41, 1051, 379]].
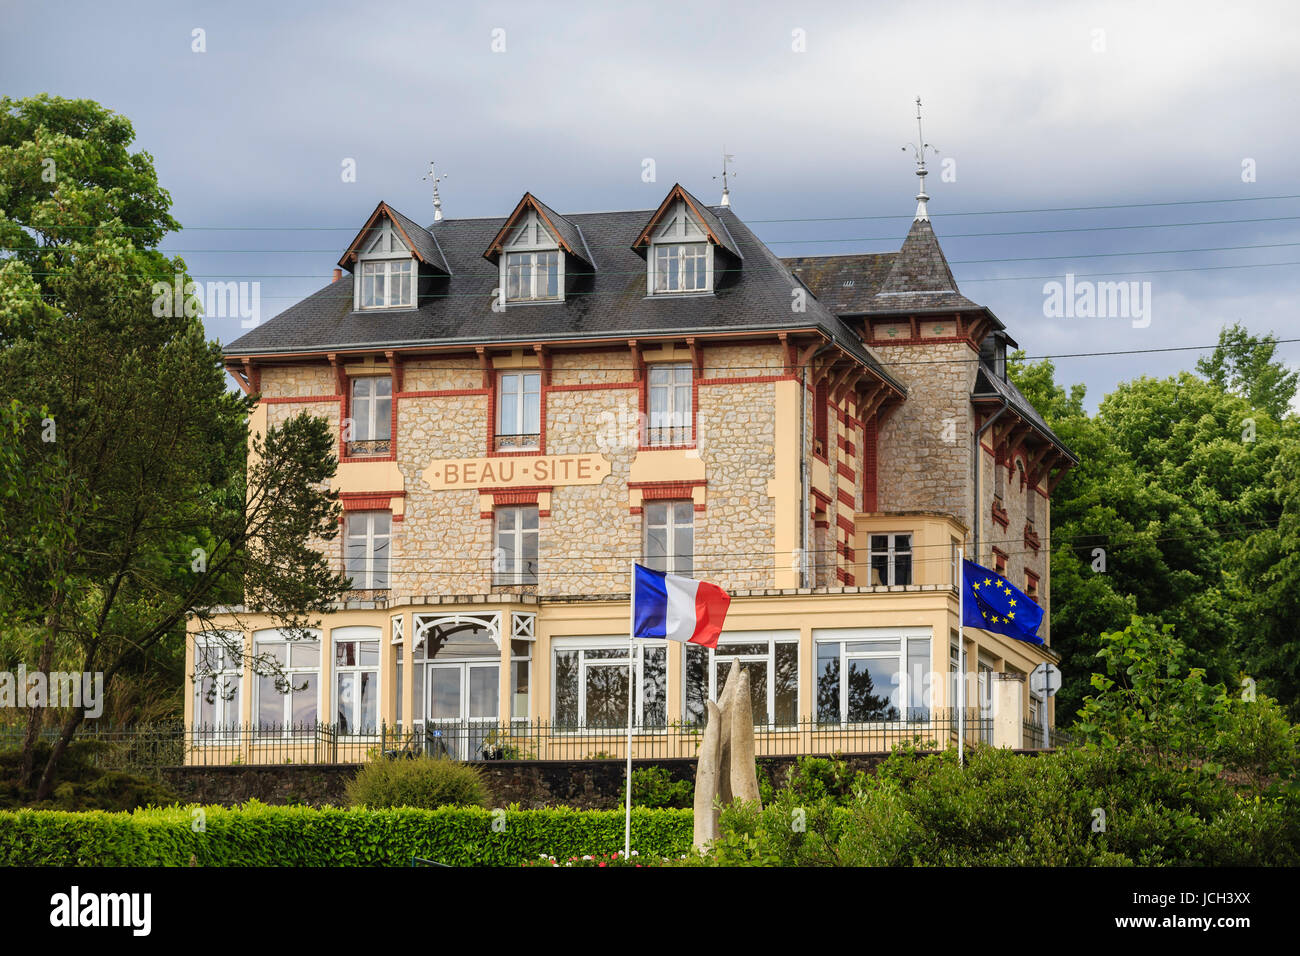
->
[[972, 364, 1077, 461], [784, 218, 987, 317], [225, 201, 903, 393], [633, 183, 743, 261], [781, 252, 896, 314]]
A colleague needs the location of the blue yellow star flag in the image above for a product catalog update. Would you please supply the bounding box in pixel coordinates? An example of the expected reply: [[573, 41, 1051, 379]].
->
[[961, 559, 1044, 645]]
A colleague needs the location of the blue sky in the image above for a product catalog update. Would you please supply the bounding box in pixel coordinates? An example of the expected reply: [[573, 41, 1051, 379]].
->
[[4, 0, 1298, 412]]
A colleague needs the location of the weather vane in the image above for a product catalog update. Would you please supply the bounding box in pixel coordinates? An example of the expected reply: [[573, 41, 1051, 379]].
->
[[901, 97, 939, 220], [713, 148, 736, 206], [423, 161, 448, 222]]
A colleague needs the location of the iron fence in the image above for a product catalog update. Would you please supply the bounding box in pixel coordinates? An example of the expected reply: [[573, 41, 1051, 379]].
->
[[4, 711, 996, 770], [1022, 720, 1071, 749]]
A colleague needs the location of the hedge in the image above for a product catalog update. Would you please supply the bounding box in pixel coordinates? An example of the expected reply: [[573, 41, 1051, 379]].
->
[[0, 802, 694, 866]]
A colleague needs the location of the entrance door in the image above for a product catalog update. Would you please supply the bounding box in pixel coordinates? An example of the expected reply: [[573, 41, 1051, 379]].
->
[[425, 662, 499, 760]]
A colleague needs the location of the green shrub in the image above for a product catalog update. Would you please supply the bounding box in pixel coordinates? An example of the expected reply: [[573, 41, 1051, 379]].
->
[[0, 802, 694, 866], [618, 767, 693, 809], [345, 755, 490, 809], [0, 742, 178, 811]]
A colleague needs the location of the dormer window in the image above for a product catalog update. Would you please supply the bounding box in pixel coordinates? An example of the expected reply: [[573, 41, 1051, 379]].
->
[[355, 218, 414, 310], [502, 210, 563, 302], [649, 202, 712, 294]]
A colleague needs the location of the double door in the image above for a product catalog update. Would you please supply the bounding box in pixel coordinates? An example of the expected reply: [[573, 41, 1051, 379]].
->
[[423, 661, 500, 760]]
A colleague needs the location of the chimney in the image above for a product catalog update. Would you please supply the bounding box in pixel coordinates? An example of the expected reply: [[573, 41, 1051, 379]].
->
[[332, 268, 342, 283]]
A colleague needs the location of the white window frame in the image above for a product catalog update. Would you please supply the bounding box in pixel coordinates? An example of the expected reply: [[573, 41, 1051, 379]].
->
[[813, 626, 933, 726], [494, 505, 538, 586], [682, 631, 800, 728], [354, 219, 415, 311], [333, 625, 382, 736], [349, 375, 392, 443], [252, 629, 321, 736], [496, 370, 542, 449], [500, 210, 564, 303], [345, 511, 391, 590], [868, 533, 913, 586], [643, 500, 694, 575], [193, 633, 243, 740], [646, 362, 693, 446], [551, 637, 667, 731], [648, 201, 713, 295]]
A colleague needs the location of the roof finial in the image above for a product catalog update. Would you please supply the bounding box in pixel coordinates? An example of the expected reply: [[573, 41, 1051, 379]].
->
[[713, 148, 736, 206], [423, 161, 448, 222], [901, 97, 938, 221]]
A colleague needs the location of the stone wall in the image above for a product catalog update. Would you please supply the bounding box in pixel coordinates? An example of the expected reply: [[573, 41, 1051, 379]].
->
[[873, 340, 977, 526], [160, 751, 943, 810]]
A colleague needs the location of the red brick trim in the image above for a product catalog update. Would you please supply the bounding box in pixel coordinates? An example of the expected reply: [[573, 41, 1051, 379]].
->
[[862, 415, 878, 512], [339, 374, 398, 464], [992, 547, 1008, 576], [991, 500, 1010, 529], [547, 381, 639, 392], [836, 514, 856, 535], [396, 388, 490, 398], [695, 374, 795, 386], [339, 494, 394, 511], [836, 461, 855, 482], [837, 488, 856, 509], [260, 394, 343, 404], [630, 480, 706, 500]]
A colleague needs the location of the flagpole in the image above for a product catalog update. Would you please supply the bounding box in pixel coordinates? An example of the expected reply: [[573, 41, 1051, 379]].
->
[[957, 547, 965, 768], [624, 562, 635, 859]]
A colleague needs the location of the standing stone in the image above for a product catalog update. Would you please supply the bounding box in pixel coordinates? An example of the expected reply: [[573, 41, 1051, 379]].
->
[[729, 669, 761, 808], [692, 700, 723, 849]]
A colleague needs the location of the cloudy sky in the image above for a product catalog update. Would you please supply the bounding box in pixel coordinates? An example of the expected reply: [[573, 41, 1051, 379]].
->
[[4, 0, 1298, 411]]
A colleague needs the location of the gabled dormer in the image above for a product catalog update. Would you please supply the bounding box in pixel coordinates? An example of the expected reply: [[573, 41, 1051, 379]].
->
[[338, 201, 449, 313], [483, 193, 594, 305], [633, 184, 741, 296]]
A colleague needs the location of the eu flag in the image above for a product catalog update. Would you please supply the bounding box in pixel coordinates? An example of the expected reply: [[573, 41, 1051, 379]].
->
[[961, 559, 1044, 645]]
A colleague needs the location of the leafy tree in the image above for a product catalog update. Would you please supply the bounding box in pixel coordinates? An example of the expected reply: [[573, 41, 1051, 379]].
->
[[1196, 322, 1299, 421], [1009, 347, 1299, 720], [0, 96, 350, 800]]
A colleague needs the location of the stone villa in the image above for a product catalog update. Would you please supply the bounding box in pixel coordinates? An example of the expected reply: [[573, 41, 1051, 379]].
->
[[188, 162, 1075, 762]]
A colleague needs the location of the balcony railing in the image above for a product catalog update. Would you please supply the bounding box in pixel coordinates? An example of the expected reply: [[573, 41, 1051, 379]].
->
[[494, 433, 540, 451], [4, 712, 1010, 771]]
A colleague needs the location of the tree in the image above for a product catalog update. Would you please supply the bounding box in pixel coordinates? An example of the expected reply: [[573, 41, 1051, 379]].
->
[[1008, 349, 1298, 721], [1196, 322, 1299, 421], [0, 96, 350, 800]]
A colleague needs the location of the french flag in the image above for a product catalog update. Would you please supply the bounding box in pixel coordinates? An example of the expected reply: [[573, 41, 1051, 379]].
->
[[632, 564, 731, 649]]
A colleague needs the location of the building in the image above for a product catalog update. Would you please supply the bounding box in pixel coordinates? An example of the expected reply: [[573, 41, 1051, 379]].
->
[[189, 160, 1076, 763]]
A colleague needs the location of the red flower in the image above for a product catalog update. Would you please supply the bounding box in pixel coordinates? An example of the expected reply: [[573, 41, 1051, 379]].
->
[[599, 862, 607, 867]]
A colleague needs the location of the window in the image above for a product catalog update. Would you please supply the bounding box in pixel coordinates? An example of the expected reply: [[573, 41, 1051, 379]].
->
[[1026, 467, 1037, 530], [649, 202, 712, 294], [684, 633, 799, 728], [813, 381, 829, 458], [1025, 570, 1039, 601], [359, 259, 413, 309], [392, 616, 404, 729], [345, 511, 390, 590], [951, 538, 961, 589], [647, 363, 692, 445], [334, 627, 380, 735], [500, 211, 563, 303], [355, 217, 415, 310], [494, 506, 538, 586], [815, 630, 932, 724], [993, 548, 1007, 578], [253, 630, 319, 735], [644, 500, 693, 574], [347, 376, 392, 455], [506, 251, 560, 301], [868, 533, 912, 586], [511, 639, 531, 721], [497, 371, 541, 450], [553, 641, 666, 729], [194, 635, 242, 735], [994, 455, 1005, 500], [977, 653, 996, 744]]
